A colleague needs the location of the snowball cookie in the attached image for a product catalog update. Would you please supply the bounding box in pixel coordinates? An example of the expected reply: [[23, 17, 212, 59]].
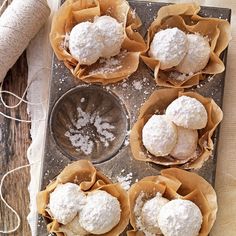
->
[[79, 190, 121, 234], [69, 22, 103, 65], [166, 96, 208, 129], [158, 199, 202, 236], [142, 115, 177, 156], [170, 126, 198, 160], [148, 27, 188, 70], [94, 15, 124, 58], [141, 193, 169, 235], [176, 34, 211, 74], [49, 183, 86, 224], [60, 215, 89, 236]]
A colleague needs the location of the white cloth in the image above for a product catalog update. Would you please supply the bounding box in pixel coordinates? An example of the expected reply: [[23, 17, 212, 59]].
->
[[26, 1, 60, 235]]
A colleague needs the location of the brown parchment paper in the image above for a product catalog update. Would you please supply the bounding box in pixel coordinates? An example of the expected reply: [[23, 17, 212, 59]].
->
[[37, 160, 130, 236], [50, 0, 146, 85], [141, 3, 231, 88], [130, 88, 223, 169], [127, 168, 217, 236]]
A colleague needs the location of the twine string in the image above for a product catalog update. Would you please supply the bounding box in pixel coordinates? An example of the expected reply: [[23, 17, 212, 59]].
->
[[0, 67, 51, 122], [0, 162, 40, 234]]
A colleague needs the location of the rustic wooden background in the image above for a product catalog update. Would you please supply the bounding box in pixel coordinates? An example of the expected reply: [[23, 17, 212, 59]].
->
[[0, 52, 31, 235], [0, 0, 31, 231]]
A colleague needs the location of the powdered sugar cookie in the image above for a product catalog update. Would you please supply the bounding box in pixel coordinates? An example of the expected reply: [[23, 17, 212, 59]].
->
[[166, 95, 208, 129], [170, 126, 198, 160], [49, 183, 86, 225], [148, 27, 188, 70], [69, 22, 103, 65], [79, 190, 121, 234], [158, 199, 202, 236], [176, 34, 211, 74], [94, 15, 124, 58], [142, 115, 177, 156], [141, 193, 169, 235]]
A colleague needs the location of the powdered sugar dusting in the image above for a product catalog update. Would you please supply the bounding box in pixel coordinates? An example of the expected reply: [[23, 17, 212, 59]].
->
[[116, 171, 133, 190], [149, 27, 188, 70], [89, 51, 127, 75], [65, 107, 115, 155], [132, 80, 143, 90]]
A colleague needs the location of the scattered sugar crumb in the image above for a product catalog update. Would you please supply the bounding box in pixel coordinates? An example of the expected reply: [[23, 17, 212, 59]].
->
[[65, 107, 115, 155], [197, 83, 203, 88], [133, 81, 143, 90], [208, 75, 215, 82], [89, 51, 127, 75], [122, 82, 128, 88], [59, 77, 65, 84], [124, 138, 129, 146], [80, 97, 85, 103], [117, 172, 133, 190]]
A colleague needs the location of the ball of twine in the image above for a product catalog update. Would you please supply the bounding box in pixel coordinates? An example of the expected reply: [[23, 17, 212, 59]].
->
[[0, 0, 50, 81]]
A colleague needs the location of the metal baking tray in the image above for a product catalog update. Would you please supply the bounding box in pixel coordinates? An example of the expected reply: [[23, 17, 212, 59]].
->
[[37, 1, 231, 235]]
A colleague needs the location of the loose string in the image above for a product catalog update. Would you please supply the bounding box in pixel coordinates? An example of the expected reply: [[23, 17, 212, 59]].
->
[[0, 67, 51, 122], [0, 161, 40, 234]]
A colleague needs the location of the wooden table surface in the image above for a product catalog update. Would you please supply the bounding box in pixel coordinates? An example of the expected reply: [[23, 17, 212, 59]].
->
[[0, 52, 31, 236]]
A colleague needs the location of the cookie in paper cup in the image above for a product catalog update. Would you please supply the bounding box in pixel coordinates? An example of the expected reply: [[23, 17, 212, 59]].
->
[[127, 168, 217, 236], [50, 0, 146, 85], [130, 88, 223, 169], [37, 160, 130, 236], [141, 3, 231, 88]]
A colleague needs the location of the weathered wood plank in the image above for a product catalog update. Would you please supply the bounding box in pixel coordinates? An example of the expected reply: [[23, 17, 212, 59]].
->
[[0, 52, 31, 236]]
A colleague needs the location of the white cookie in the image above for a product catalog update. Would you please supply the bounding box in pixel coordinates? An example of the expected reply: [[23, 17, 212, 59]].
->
[[176, 34, 210, 74], [149, 27, 188, 70], [166, 96, 208, 129], [158, 199, 202, 236], [142, 115, 177, 156], [170, 126, 198, 160]]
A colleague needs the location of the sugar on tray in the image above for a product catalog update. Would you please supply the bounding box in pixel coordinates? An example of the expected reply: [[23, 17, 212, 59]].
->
[[65, 107, 115, 155], [116, 171, 133, 191]]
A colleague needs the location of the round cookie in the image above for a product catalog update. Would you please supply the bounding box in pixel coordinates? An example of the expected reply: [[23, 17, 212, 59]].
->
[[69, 21, 103, 65], [176, 34, 211, 74], [141, 193, 169, 234], [148, 27, 188, 70], [166, 96, 208, 129], [158, 199, 202, 236], [142, 115, 177, 156], [79, 190, 121, 234], [49, 183, 86, 225], [94, 15, 124, 58], [170, 126, 198, 160]]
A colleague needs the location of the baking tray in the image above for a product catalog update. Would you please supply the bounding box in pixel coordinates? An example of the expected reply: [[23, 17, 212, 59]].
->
[[37, 1, 231, 235]]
